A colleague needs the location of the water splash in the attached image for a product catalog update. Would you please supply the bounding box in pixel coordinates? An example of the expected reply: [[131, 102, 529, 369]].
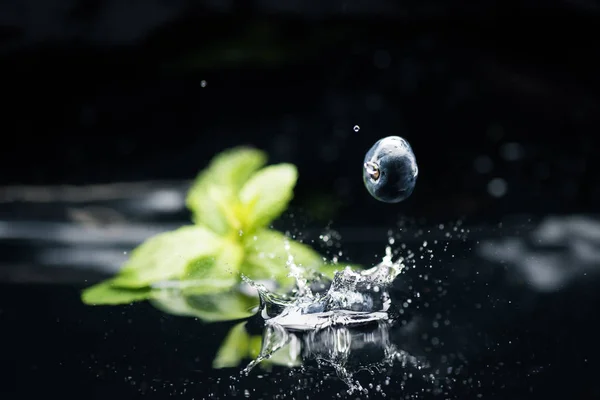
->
[[242, 246, 403, 331], [241, 246, 413, 391]]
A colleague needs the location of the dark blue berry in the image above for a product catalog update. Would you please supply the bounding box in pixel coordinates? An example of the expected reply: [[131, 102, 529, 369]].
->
[[363, 136, 418, 203]]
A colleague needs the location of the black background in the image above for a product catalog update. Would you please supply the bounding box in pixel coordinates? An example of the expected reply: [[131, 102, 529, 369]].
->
[[2, 0, 599, 227], [2, 1, 600, 399]]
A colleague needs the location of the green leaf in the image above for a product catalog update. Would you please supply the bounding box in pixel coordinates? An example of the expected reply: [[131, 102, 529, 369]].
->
[[239, 164, 298, 231], [314, 263, 341, 280], [242, 229, 324, 286], [213, 322, 251, 369], [150, 289, 258, 322], [181, 238, 245, 294], [263, 340, 302, 368], [111, 225, 222, 288], [186, 147, 267, 235], [248, 335, 263, 359], [81, 280, 152, 305], [317, 263, 363, 280]]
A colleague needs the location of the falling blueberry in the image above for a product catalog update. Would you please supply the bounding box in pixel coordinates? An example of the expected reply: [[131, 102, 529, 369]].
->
[[363, 136, 418, 203]]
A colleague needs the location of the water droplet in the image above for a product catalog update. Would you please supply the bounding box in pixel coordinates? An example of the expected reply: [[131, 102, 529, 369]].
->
[[201, 80, 207, 87], [488, 178, 507, 198], [353, 125, 360, 132], [500, 142, 525, 161]]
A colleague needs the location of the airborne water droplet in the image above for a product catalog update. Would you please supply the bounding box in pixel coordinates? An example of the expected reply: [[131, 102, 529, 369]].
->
[[488, 177, 507, 197], [354, 125, 360, 132]]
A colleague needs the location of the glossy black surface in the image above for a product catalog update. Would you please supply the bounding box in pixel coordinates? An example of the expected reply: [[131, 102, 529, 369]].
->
[[3, 217, 600, 399]]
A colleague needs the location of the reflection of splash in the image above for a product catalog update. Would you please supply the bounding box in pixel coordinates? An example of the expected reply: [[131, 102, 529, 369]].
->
[[478, 216, 600, 291], [244, 320, 430, 394]]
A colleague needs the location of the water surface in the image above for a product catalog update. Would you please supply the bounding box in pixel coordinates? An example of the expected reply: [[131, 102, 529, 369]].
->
[[4, 216, 600, 399]]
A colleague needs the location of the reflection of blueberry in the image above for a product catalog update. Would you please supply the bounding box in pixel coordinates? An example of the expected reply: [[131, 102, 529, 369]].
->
[[363, 136, 418, 203]]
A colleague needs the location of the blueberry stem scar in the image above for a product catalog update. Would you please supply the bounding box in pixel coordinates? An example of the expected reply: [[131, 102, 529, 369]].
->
[[364, 161, 380, 181]]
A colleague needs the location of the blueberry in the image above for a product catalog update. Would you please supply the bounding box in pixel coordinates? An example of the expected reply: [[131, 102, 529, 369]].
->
[[363, 136, 418, 203]]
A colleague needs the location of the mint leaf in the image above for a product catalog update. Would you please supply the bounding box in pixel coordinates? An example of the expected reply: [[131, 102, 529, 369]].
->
[[186, 147, 267, 235], [239, 164, 297, 231], [316, 263, 362, 280], [81, 280, 152, 305], [242, 229, 324, 285], [181, 238, 245, 294], [212, 322, 250, 369], [80, 146, 365, 320], [111, 225, 222, 288]]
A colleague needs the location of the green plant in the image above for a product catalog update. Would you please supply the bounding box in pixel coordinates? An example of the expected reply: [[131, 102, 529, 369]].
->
[[81, 147, 353, 321], [212, 321, 300, 370]]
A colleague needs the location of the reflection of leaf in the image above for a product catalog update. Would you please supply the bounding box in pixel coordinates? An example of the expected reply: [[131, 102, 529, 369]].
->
[[81, 280, 152, 305], [263, 341, 302, 368], [161, 22, 354, 71], [110, 225, 221, 288], [165, 23, 287, 71], [150, 289, 258, 322], [186, 147, 267, 235], [248, 336, 263, 359], [213, 322, 250, 369], [212, 326, 301, 370], [184, 292, 257, 322], [239, 164, 297, 231]]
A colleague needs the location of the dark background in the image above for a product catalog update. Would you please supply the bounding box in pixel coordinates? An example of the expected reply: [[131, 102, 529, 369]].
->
[[2, 2, 600, 399], [2, 0, 599, 227]]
